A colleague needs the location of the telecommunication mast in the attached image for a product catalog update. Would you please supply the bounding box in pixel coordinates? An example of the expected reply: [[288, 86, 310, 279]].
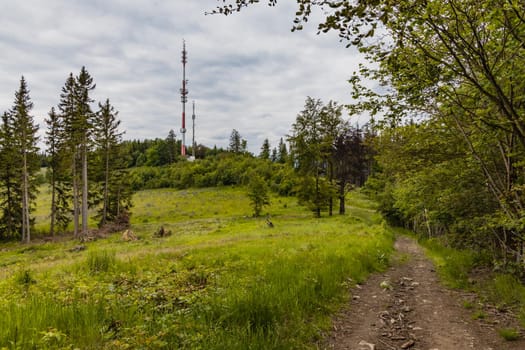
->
[[192, 100, 196, 159], [180, 40, 188, 156]]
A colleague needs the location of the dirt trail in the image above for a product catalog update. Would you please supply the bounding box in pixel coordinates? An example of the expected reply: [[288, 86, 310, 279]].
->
[[324, 236, 525, 350]]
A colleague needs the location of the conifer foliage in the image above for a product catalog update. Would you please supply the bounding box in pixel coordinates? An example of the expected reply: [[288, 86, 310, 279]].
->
[[0, 68, 130, 242], [0, 77, 39, 242], [46, 67, 130, 238]]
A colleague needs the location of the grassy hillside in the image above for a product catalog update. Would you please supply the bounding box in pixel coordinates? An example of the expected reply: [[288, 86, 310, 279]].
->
[[0, 187, 394, 349]]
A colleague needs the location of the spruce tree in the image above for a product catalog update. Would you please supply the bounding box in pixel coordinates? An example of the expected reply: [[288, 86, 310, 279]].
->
[[58, 68, 96, 237], [277, 137, 288, 164], [59, 73, 80, 236], [259, 138, 271, 159], [45, 107, 72, 234], [166, 129, 177, 164], [0, 112, 21, 239], [75, 67, 96, 237], [93, 98, 129, 226], [9, 77, 39, 242]]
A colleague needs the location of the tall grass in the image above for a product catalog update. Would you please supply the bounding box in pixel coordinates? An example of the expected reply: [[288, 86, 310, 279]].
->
[[0, 188, 394, 349], [422, 238, 477, 289], [422, 237, 525, 329], [85, 249, 116, 274]]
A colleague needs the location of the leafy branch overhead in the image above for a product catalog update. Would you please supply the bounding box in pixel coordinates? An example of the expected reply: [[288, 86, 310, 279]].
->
[[210, 0, 383, 44]]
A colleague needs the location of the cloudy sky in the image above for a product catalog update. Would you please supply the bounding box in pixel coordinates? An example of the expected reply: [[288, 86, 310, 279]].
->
[[0, 0, 365, 153]]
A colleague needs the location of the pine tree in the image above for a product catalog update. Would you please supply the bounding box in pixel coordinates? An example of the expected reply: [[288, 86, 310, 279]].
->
[[9, 77, 39, 242], [277, 137, 288, 164], [166, 129, 177, 164], [58, 68, 96, 237], [58, 73, 79, 236], [93, 98, 128, 226], [45, 107, 72, 235], [75, 67, 96, 237], [259, 138, 271, 159], [0, 112, 21, 239], [270, 147, 278, 162]]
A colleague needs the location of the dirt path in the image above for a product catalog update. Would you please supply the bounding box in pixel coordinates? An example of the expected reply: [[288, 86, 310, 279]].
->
[[323, 235, 525, 350]]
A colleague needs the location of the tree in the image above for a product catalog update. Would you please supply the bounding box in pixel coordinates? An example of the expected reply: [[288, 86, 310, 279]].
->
[[75, 67, 96, 238], [9, 77, 40, 243], [247, 173, 270, 217], [59, 68, 96, 237], [288, 97, 327, 217], [59, 73, 80, 236], [333, 126, 369, 214], [229, 129, 241, 153], [45, 107, 71, 235], [277, 137, 288, 164], [93, 98, 126, 226], [166, 129, 177, 164], [270, 147, 278, 162], [259, 138, 271, 159], [0, 112, 22, 239], [318, 100, 345, 216]]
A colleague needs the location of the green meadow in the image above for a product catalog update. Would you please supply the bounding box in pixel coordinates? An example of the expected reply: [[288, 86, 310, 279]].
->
[[0, 187, 394, 349]]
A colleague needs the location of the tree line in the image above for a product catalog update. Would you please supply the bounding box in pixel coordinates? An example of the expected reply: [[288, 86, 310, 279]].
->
[[0, 68, 130, 242], [0, 72, 372, 241], [125, 97, 373, 218]]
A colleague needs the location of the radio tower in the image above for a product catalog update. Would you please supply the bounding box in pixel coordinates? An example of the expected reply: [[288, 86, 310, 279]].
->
[[192, 100, 196, 159], [180, 40, 188, 156]]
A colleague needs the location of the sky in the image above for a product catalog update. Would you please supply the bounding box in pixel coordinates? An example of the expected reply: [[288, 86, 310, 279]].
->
[[0, 0, 366, 154]]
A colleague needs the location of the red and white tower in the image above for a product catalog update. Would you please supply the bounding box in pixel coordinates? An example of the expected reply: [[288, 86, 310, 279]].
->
[[180, 40, 188, 156]]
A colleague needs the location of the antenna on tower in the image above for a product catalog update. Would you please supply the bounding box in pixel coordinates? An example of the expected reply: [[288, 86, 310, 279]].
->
[[192, 100, 196, 159], [180, 40, 188, 156]]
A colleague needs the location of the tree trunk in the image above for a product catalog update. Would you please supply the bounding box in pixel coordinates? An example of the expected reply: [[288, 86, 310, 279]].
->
[[315, 169, 321, 218], [82, 141, 88, 237], [339, 180, 346, 215], [22, 151, 30, 243], [103, 147, 109, 225], [72, 156, 79, 237], [50, 171, 56, 236]]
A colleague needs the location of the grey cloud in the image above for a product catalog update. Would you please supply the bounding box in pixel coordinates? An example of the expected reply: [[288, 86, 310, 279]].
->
[[0, 1, 365, 153]]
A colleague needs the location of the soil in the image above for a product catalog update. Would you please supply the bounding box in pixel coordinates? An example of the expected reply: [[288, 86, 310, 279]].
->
[[323, 235, 525, 350]]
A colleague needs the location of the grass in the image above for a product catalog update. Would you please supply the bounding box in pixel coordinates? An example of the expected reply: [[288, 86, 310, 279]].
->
[[498, 328, 520, 341], [0, 187, 394, 349], [421, 237, 525, 330], [421, 238, 477, 289], [85, 249, 116, 274]]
